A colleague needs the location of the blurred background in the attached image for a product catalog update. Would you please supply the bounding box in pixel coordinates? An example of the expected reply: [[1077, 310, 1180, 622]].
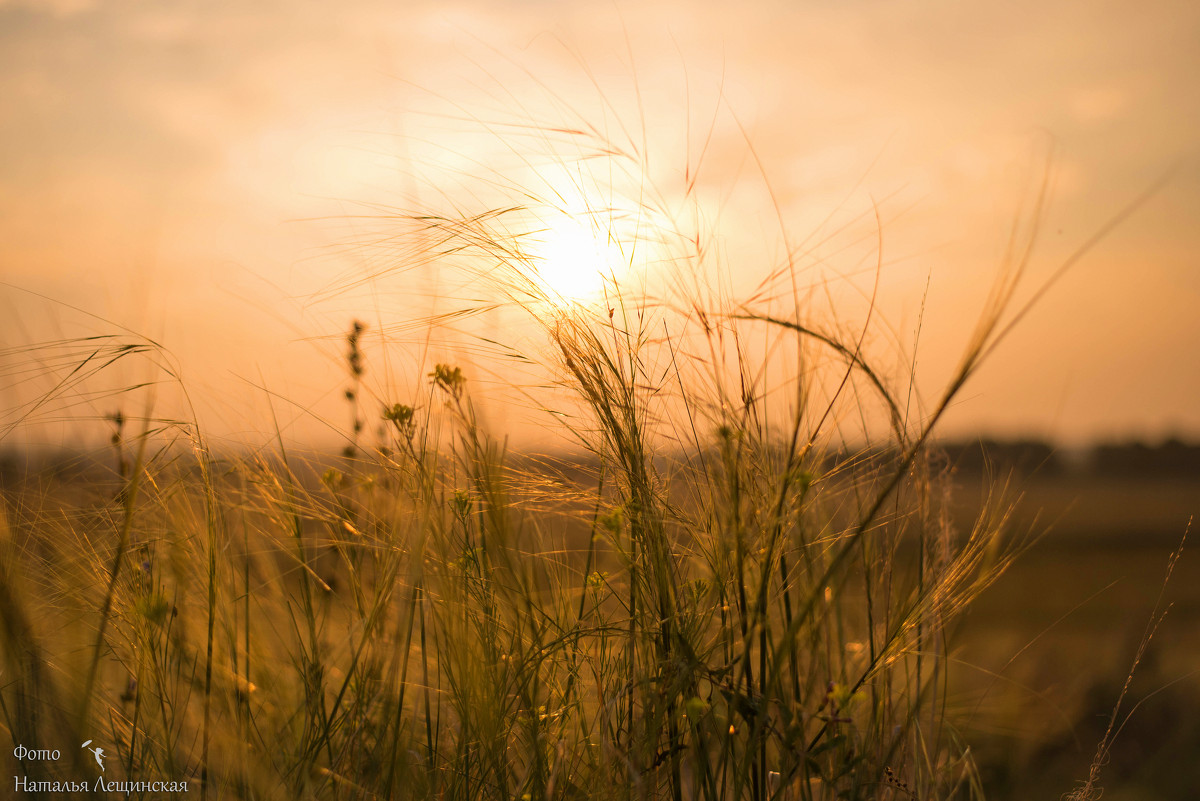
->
[[2, 0, 1198, 449], [1, 1, 1197, 797]]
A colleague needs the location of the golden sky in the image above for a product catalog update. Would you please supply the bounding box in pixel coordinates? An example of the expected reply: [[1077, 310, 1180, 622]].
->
[[2, 0, 1197, 449]]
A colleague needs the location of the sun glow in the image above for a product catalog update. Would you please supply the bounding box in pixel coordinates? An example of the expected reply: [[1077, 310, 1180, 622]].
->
[[531, 216, 625, 302]]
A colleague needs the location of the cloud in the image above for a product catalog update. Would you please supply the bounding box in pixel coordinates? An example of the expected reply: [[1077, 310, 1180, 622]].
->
[[0, 0, 95, 18], [1070, 85, 1134, 124]]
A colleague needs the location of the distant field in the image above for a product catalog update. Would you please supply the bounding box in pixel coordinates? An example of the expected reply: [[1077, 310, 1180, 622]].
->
[[949, 472, 1197, 545], [946, 472, 1199, 800]]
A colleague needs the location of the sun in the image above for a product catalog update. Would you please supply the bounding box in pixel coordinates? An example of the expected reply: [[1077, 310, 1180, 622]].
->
[[531, 216, 624, 302]]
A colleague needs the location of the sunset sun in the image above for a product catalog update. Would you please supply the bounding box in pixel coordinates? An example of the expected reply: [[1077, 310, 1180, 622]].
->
[[531, 216, 624, 302]]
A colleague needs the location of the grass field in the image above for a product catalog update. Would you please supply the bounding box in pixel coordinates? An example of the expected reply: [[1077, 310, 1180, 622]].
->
[[946, 473, 1197, 801], [1, 442, 1193, 800], [1, 111, 1190, 800], [0, 274, 1038, 801]]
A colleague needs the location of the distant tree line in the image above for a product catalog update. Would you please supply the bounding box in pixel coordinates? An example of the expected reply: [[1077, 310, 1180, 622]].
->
[[938, 436, 1200, 477], [3, 435, 1199, 488]]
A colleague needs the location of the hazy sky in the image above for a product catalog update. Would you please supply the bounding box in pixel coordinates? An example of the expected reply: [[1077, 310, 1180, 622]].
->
[[2, 0, 1197, 450]]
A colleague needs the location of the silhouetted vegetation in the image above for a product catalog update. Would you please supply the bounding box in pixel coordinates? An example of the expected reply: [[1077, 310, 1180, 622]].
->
[[938, 438, 1062, 476], [935, 436, 1200, 479], [1090, 436, 1200, 477]]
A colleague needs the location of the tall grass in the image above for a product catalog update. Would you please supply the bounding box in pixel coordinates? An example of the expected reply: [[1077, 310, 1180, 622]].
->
[[0, 108, 1151, 800]]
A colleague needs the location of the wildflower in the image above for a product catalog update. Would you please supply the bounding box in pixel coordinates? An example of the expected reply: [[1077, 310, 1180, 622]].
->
[[598, 506, 624, 534], [322, 468, 344, 491], [429, 363, 466, 397], [452, 490, 472, 519], [383, 403, 416, 440]]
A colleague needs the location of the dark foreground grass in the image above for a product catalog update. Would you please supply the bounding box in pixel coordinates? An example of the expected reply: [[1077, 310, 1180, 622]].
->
[[0, 260, 1033, 801], [0, 265, 1032, 801], [0, 384, 1013, 801], [0, 112, 1177, 800]]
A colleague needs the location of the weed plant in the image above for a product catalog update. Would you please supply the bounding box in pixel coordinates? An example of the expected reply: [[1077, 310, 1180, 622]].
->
[[0, 108, 1147, 800]]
